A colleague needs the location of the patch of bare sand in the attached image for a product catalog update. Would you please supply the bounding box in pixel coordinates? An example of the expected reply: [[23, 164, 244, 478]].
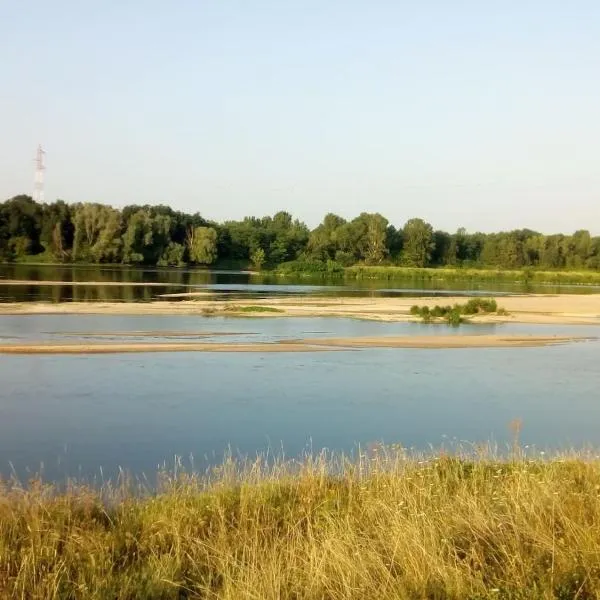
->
[[0, 342, 330, 354], [295, 335, 591, 349], [0, 335, 591, 354], [1, 294, 600, 324]]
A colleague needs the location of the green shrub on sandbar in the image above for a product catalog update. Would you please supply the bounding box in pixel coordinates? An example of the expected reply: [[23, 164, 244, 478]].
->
[[224, 305, 284, 313], [410, 297, 506, 326]]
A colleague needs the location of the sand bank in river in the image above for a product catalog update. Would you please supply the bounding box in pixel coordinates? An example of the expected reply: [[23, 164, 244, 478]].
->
[[1, 294, 600, 324], [0, 335, 591, 354]]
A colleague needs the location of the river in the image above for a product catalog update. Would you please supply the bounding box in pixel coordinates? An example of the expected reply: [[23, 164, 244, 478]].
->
[[2, 264, 600, 303], [0, 309, 599, 482]]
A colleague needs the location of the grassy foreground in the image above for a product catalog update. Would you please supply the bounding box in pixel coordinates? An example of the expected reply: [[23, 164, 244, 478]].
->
[[2, 451, 600, 599]]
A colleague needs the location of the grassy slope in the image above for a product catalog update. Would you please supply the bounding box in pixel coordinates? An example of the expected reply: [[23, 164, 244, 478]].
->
[[2, 452, 600, 599]]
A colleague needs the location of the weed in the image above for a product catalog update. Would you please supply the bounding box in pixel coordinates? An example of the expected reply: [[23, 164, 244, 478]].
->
[[2, 449, 600, 598]]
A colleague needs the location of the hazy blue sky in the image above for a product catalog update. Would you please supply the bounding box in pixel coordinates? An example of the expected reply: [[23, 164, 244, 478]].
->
[[1, 1, 599, 232]]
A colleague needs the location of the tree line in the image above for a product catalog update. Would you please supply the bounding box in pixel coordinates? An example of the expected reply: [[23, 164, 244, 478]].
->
[[1, 194, 599, 270]]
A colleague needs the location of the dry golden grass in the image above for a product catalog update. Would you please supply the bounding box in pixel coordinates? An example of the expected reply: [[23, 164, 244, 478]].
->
[[2, 449, 600, 599]]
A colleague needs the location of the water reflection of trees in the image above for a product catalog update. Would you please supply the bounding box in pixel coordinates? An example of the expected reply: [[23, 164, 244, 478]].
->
[[1, 285, 173, 303], [4, 265, 256, 287]]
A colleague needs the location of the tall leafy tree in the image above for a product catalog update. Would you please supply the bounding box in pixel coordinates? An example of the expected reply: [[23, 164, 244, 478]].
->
[[352, 213, 389, 264], [402, 218, 434, 267], [187, 226, 218, 265], [72, 203, 122, 262], [41, 200, 74, 261], [0, 195, 44, 258], [122, 209, 171, 264]]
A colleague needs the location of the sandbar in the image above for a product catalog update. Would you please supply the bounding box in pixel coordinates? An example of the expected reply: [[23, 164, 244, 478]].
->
[[296, 335, 591, 349], [0, 335, 590, 354], [0, 342, 324, 354], [1, 294, 600, 325]]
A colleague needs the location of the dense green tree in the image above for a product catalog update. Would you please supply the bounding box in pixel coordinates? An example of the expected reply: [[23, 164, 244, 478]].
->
[[72, 203, 122, 262], [158, 242, 185, 267], [386, 225, 403, 260], [402, 218, 434, 267], [264, 211, 309, 263], [350, 213, 389, 264], [2, 194, 600, 271], [41, 200, 74, 261], [121, 209, 172, 264], [0, 195, 44, 258], [431, 230, 454, 266], [187, 226, 218, 265], [306, 213, 347, 260]]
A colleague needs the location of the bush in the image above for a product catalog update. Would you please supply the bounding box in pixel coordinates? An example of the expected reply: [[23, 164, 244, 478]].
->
[[334, 250, 356, 267], [410, 298, 501, 326], [276, 259, 344, 275], [430, 305, 444, 318], [463, 298, 498, 315], [446, 308, 463, 326]]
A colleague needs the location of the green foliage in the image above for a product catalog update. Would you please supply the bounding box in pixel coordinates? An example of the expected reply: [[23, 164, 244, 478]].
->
[[40, 200, 73, 261], [158, 242, 185, 267], [446, 308, 463, 326], [276, 258, 344, 275], [402, 218, 434, 267], [122, 209, 172, 264], [333, 250, 355, 267], [410, 298, 504, 325], [8, 236, 32, 257], [250, 247, 266, 270], [463, 298, 498, 314], [0, 195, 44, 260], [224, 305, 284, 313], [2, 195, 600, 273], [72, 203, 122, 263], [188, 226, 218, 265]]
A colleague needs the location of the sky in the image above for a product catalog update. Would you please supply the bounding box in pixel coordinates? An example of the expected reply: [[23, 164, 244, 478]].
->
[[1, 1, 599, 234]]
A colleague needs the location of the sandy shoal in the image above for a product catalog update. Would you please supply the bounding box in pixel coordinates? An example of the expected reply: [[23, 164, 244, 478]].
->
[[0, 342, 323, 354], [1, 294, 600, 324], [0, 335, 591, 354]]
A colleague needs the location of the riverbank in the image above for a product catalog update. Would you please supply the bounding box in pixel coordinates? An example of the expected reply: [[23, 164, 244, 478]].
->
[[343, 265, 600, 284], [2, 293, 600, 324], [2, 451, 600, 598]]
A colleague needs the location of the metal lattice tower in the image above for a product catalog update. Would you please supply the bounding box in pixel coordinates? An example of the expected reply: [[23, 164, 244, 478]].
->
[[34, 145, 46, 202]]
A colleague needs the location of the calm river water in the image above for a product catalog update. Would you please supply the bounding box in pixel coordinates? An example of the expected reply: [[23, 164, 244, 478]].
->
[[0, 313, 599, 482], [2, 264, 600, 302]]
